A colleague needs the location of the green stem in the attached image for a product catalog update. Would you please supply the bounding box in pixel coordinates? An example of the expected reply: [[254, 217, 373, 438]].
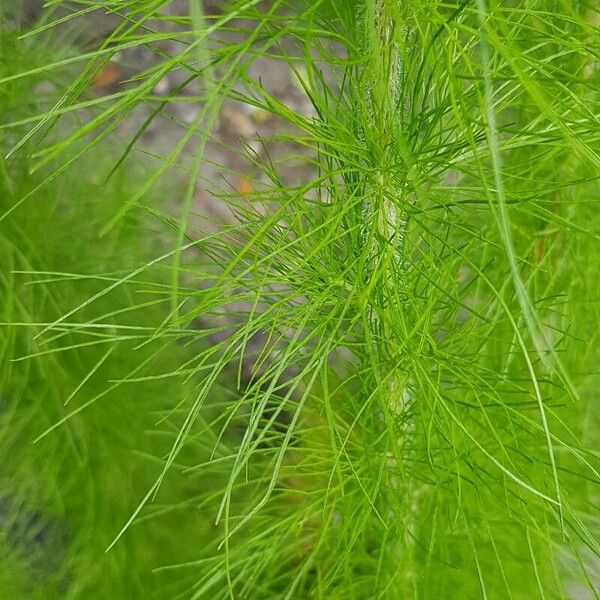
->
[[363, 0, 418, 590]]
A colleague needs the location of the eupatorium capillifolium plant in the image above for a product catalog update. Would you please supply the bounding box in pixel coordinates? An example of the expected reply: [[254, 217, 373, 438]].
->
[[1, 0, 599, 598]]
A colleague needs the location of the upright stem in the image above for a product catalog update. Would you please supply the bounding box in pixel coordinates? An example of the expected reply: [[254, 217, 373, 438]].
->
[[362, 0, 419, 590]]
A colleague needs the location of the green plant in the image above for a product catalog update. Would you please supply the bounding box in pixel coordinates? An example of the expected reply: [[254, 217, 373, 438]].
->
[[1, 1, 599, 598]]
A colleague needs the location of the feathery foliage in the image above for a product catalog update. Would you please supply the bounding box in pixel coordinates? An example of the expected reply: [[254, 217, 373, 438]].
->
[[1, 1, 599, 598]]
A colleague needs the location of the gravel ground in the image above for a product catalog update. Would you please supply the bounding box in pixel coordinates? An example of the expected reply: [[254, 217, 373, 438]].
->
[[15, 0, 318, 225]]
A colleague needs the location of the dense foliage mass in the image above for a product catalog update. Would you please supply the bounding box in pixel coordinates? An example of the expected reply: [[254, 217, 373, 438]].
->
[[1, 1, 599, 598]]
